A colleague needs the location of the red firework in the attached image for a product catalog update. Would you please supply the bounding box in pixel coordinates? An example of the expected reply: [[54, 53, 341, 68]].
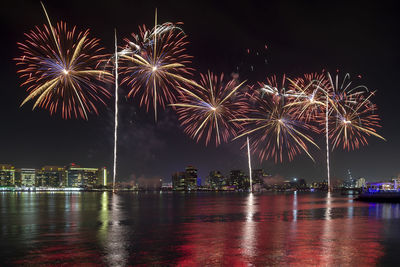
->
[[286, 72, 332, 122], [15, 21, 112, 119], [327, 77, 385, 150], [172, 72, 247, 146], [234, 75, 319, 163], [119, 22, 194, 120]]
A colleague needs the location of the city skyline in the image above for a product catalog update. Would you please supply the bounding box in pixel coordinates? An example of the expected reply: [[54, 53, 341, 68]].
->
[[1, 1, 399, 183], [1, 162, 369, 192]]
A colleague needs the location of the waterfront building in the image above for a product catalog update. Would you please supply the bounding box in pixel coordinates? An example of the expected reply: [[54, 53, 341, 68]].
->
[[252, 169, 273, 190], [172, 166, 198, 190], [172, 171, 186, 190], [252, 169, 265, 186], [185, 166, 198, 190], [0, 164, 15, 187], [66, 163, 99, 188], [229, 170, 249, 190], [367, 182, 393, 191], [36, 166, 65, 187], [161, 182, 173, 190], [288, 178, 307, 189], [310, 181, 329, 190], [356, 177, 367, 189], [18, 168, 36, 187], [206, 170, 225, 190]]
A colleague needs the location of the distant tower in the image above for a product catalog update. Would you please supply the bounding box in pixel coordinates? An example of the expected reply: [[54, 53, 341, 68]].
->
[[347, 169, 355, 188]]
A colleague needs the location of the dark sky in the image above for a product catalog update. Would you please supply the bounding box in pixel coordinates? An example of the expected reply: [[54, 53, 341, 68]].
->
[[1, 0, 399, 183]]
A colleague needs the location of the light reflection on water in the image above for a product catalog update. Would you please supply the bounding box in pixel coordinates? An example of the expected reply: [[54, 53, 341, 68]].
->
[[105, 193, 128, 267], [1, 192, 399, 265], [322, 191, 333, 265], [242, 193, 256, 261]]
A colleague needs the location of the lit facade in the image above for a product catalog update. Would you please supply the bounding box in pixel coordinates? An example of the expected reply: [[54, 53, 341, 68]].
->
[[356, 178, 366, 188], [207, 170, 225, 190], [98, 167, 108, 187], [0, 164, 15, 187], [229, 170, 249, 190], [19, 168, 36, 187], [66, 164, 99, 188], [172, 171, 186, 190], [36, 166, 65, 187], [172, 166, 198, 190], [185, 166, 197, 190], [252, 169, 271, 186]]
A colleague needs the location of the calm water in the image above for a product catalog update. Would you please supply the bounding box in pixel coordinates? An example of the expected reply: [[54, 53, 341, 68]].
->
[[1, 192, 400, 266]]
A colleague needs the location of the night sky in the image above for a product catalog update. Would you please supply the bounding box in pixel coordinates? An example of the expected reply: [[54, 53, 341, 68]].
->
[[1, 0, 399, 183]]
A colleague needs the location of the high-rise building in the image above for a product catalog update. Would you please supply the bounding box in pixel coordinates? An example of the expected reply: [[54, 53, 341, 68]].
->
[[207, 170, 225, 190], [252, 169, 271, 186], [185, 166, 197, 190], [66, 163, 99, 188], [172, 171, 186, 190], [98, 167, 108, 187], [172, 166, 198, 190], [0, 164, 15, 187], [252, 169, 273, 191], [36, 166, 65, 187], [344, 169, 356, 188], [229, 170, 249, 190], [18, 168, 36, 187]]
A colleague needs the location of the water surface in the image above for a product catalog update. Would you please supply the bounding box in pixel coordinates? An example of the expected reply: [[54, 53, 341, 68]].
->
[[1, 192, 399, 266]]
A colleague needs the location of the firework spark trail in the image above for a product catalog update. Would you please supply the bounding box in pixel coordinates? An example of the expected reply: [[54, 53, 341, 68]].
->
[[325, 96, 331, 191], [113, 30, 118, 192], [171, 72, 247, 146], [119, 12, 194, 121], [247, 136, 252, 192], [233, 77, 319, 163], [15, 3, 112, 119]]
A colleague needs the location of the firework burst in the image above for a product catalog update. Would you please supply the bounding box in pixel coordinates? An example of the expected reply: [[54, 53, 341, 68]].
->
[[119, 13, 194, 120], [286, 72, 332, 122], [15, 13, 112, 119], [234, 76, 319, 163], [171, 72, 246, 146], [306, 72, 386, 150], [328, 82, 385, 151]]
